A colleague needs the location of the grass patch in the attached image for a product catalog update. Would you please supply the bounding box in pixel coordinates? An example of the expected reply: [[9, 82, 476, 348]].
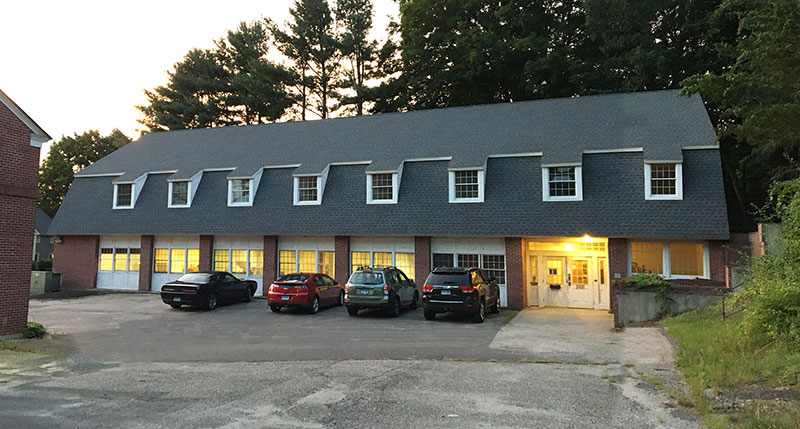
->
[[0, 339, 40, 354], [601, 373, 617, 383]]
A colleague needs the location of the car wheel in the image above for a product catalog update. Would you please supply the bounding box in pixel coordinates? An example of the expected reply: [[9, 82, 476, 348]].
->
[[409, 291, 419, 310], [424, 310, 436, 320], [270, 304, 281, 313], [338, 290, 345, 306], [169, 303, 181, 309], [490, 297, 500, 314], [206, 293, 218, 311], [309, 295, 320, 314], [389, 295, 401, 318], [242, 289, 251, 303], [347, 306, 359, 316], [473, 299, 485, 323], [249, 285, 256, 297]]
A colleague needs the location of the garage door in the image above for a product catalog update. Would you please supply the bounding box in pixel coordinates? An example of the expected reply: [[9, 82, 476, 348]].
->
[[97, 236, 140, 290]]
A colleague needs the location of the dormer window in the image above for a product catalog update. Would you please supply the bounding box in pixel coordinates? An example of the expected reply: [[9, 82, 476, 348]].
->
[[294, 175, 322, 205], [542, 166, 583, 201], [168, 181, 190, 208], [115, 184, 133, 208], [645, 163, 682, 200], [228, 178, 253, 206], [367, 173, 398, 204], [448, 169, 484, 203]]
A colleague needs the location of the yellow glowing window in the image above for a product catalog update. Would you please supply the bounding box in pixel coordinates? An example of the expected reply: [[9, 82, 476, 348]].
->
[[631, 242, 663, 274], [318, 251, 335, 278], [231, 249, 247, 274], [214, 249, 229, 272], [570, 260, 589, 285], [129, 249, 141, 271], [114, 248, 128, 271], [373, 252, 392, 268], [170, 249, 185, 273], [670, 243, 704, 276], [99, 248, 113, 271], [187, 249, 199, 273], [546, 259, 563, 285], [279, 250, 296, 276], [598, 257, 606, 285], [351, 251, 370, 273], [395, 253, 415, 279], [298, 250, 316, 273], [154, 249, 169, 273], [249, 250, 263, 275]]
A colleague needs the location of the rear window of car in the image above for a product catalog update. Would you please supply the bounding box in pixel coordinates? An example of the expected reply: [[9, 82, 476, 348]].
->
[[278, 274, 310, 282], [425, 272, 470, 286], [349, 272, 385, 285], [177, 273, 211, 283]]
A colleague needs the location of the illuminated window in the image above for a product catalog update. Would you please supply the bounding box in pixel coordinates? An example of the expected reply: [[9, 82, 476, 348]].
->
[[231, 249, 247, 274], [631, 242, 663, 274], [598, 257, 606, 285], [154, 249, 169, 273], [395, 253, 415, 279], [170, 249, 185, 273], [298, 250, 316, 272], [114, 248, 128, 271], [279, 250, 296, 276], [373, 252, 392, 268], [187, 249, 199, 273], [129, 249, 141, 271], [249, 250, 263, 275], [100, 248, 113, 271], [351, 251, 370, 273], [214, 249, 229, 272], [546, 259, 563, 285], [670, 243, 704, 276], [482, 254, 506, 284], [570, 260, 589, 285], [318, 251, 335, 278]]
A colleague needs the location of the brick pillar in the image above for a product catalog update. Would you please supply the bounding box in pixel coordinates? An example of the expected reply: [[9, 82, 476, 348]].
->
[[413, 236, 431, 289], [199, 235, 214, 271], [138, 235, 154, 292], [505, 237, 524, 310], [263, 235, 278, 296], [334, 235, 351, 287], [52, 235, 99, 291], [708, 240, 727, 285], [608, 238, 628, 318]]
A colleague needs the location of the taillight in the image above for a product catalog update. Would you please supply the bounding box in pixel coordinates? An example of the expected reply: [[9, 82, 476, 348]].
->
[[268, 285, 275, 292], [344, 283, 350, 292], [422, 285, 433, 293], [383, 284, 390, 294], [459, 286, 476, 293]]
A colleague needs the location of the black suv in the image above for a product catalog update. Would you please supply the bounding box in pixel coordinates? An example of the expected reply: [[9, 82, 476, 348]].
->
[[344, 266, 419, 317], [422, 267, 501, 323]]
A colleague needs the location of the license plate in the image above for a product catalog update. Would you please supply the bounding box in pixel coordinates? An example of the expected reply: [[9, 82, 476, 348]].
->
[[360, 289, 370, 295], [441, 290, 451, 296], [281, 295, 290, 301], [173, 297, 181, 302]]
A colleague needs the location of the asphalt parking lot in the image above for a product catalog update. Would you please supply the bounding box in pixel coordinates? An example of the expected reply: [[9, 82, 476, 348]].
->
[[0, 293, 699, 428]]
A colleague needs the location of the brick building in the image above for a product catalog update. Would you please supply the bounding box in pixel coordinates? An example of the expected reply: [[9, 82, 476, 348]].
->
[[0, 89, 50, 336], [49, 90, 729, 310]]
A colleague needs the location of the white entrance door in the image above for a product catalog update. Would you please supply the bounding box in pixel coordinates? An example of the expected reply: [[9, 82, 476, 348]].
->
[[596, 257, 610, 310], [527, 256, 538, 306], [542, 257, 570, 307], [568, 258, 594, 308]]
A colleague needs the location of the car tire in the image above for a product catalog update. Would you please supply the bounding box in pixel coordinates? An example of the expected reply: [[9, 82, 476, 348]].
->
[[490, 297, 500, 314], [473, 299, 485, 323], [424, 310, 436, 321], [409, 291, 419, 310], [389, 295, 401, 318], [270, 304, 281, 313], [249, 285, 256, 297], [338, 290, 345, 306], [347, 306, 359, 316], [309, 296, 320, 314], [206, 293, 218, 311], [242, 289, 251, 303], [169, 303, 181, 309]]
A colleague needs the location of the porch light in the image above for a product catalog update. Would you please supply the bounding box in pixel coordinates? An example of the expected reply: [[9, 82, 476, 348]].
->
[[563, 243, 575, 251], [581, 234, 593, 243]]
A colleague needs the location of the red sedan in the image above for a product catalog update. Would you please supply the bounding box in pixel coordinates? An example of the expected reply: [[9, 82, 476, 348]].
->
[[267, 273, 343, 314]]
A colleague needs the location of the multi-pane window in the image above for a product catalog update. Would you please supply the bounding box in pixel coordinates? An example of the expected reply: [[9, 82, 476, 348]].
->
[[570, 260, 589, 285], [249, 250, 264, 275], [457, 253, 479, 268], [432, 253, 454, 268], [373, 252, 392, 268], [298, 176, 318, 202], [231, 249, 248, 274], [351, 251, 371, 273], [114, 248, 128, 271], [650, 164, 677, 195], [116, 184, 132, 207], [454, 170, 479, 199], [670, 243, 704, 276], [318, 251, 335, 278], [279, 250, 296, 276], [129, 249, 141, 271], [482, 255, 506, 284], [101, 248, 141, 272], [171, 181, 189, 206], [631, 242, 664, 274], [371, 173, 394, 200], [395, 253, 415, 279], [298, 250, 316, 272], [546, 259, 563, 285], [186, 249, 199, 273], [548, 167, 576, 197], [230, 179, 251, 205], [214, 249, 230, 272], [154, 249, 169, 273], [100, 248, 114, 271], [170, 249, 185, 273]]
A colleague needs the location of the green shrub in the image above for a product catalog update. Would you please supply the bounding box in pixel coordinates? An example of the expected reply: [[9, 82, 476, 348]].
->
[[23, 321, 46, 339], [625, 273, 673, 316], [31, 259, 53, 271]]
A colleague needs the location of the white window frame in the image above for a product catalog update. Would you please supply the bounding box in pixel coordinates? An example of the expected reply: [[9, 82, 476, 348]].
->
[[228, 178, 254, 207], [542, 166, 583, 202], [366, 172, 398, 204], [627, 241, 709, 279], [448, 169, 485, 203], [294, 175, 322, 205], [113, 183, 135, 209], [644, 162, 683, 200], [168, 181, 191, 208]]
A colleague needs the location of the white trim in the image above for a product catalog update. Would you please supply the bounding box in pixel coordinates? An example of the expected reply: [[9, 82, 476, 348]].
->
[[367, 172, 399, 204], [77, 173, 125, 178], [644, 163, 683, 200], [487, 152, 543, 158], [405, 156, 453, 163], [541, 162, 583, 168], [682, 145, 719, 150], [448, 169, 485, 203], [293, 175, 323, 205], [0, 89, 51, 142], [112, 173, 147, 209], [583, 147, 644, 154], [203, 167, 237, 172], [644, 159, 683, 164], [228, 178, 254, 207], [542, 166, 583, 202], [168, 181, 191, 208], [30, 138, 42, 148], [330, 160, 372, 166], [148, 170, 178, 175]]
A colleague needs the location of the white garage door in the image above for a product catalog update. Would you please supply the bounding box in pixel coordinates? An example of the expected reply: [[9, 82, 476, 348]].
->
[[97, 235, 141, 290], [431, 237, 508, 307], [151, 235, 201, 291], [214, 235, 265, 295]]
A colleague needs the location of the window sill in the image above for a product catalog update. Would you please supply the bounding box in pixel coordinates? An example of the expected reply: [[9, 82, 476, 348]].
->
[[228, 202, 253, 207], [449, 198, 484, 204], [294, 201, 321, 206], [543, 197, 582, 202], [112, 205, 134, 210], [645, 194, 682, 201], [367, 199, 398, 205], [168, 204, 191, 209]]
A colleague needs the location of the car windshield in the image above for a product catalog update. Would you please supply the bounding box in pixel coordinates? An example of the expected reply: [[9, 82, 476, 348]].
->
[[176, 273, 211, 283], [426, 272, 470, 285], [277, 274, 310, 282], [349, 272, 384, 285]]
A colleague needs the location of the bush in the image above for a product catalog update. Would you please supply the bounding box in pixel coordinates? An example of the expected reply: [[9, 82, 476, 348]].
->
[[625, 273, 673, 316], [31, 259, 53, 271], [22, 321, 46, 339]]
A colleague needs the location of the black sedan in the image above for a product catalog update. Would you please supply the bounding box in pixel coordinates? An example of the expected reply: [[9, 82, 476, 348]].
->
[[160, 271, 257, 310]]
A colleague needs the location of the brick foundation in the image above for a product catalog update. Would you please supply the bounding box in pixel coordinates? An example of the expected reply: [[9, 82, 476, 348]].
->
[[263, 235, 278, 296], [52, 235, 99, 290], [505, 237, 524, 310], [413, 236, 431, 290], [334, 236, 350, 287], [138, 235, 154, 291]]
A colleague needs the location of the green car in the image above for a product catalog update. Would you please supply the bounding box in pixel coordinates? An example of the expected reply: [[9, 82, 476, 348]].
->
[[344, 266, 419, 317]]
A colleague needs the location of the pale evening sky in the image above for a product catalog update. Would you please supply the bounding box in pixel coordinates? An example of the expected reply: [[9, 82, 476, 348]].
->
[[0, 0, 398, 161]]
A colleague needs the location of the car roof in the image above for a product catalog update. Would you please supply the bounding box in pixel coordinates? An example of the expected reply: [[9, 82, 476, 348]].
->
[[431, 267, 474, 273]]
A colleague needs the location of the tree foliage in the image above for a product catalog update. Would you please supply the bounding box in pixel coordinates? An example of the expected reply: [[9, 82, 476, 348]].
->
[[335, 0, 378, 115], [38, 129, 131, 216]]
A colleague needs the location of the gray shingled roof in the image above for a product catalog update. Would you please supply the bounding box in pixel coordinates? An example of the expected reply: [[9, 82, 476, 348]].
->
[[34, 208, 51, 235]]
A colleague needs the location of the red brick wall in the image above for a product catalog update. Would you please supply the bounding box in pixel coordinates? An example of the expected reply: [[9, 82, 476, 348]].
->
[[708, 240, 726, 284], [263, 235, 278, 296], [505, 237, 523, 310], [52, 235, 99, 290], [199, 235, 214, 271], [0, 101, 41, 336], [138, 235, 154, 292], [413, 236, 431, 290], [334, 235, 350, 287], [608, 238, 628, 280]]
